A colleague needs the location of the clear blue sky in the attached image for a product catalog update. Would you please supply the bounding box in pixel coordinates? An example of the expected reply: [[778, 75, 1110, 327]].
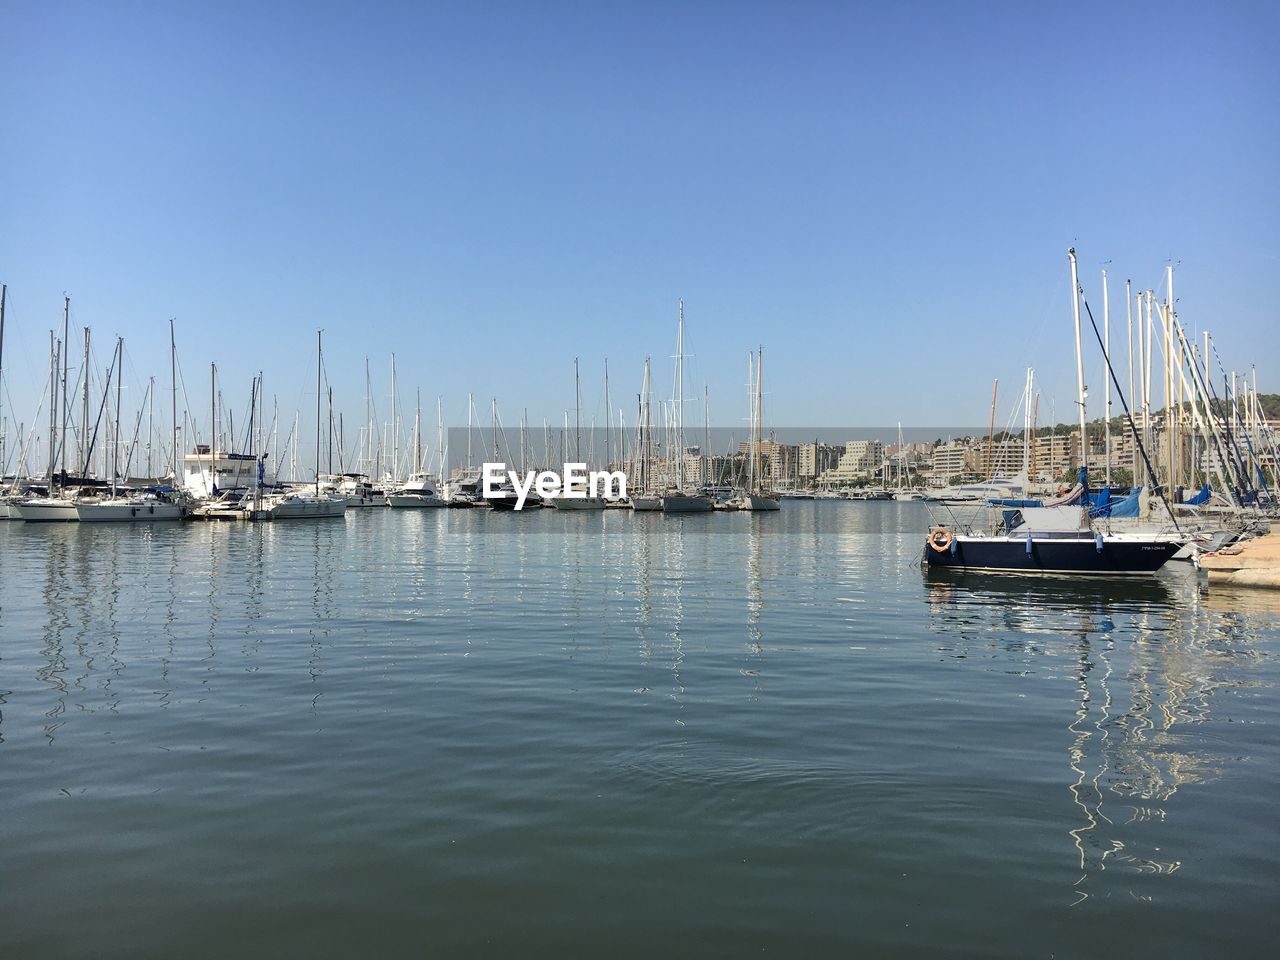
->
[[2, 0, 1277, 456]]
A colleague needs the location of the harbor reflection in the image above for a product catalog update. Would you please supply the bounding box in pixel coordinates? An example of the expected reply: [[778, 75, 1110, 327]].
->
[[922, 567, 1265, 905]]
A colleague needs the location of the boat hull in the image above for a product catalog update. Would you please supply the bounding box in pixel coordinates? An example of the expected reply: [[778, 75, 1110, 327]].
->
[[548, 497, 608, 510], [76, 500, 183, 521], [346, 495, 388, 508], [733, 494, 781, 511], [12, 499, 80, 522], [630, 495, 663, 511], [661, 493, 715, 513], [924, 536, 1180, 575], [266, 497, 347, 520], [387, 495, 447, 508]]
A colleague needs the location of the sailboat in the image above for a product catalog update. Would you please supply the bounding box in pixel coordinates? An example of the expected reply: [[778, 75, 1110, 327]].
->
[[925, 249, 1180, 576], [260, 331, 346, 520], [630, 356, 662, 510], [549, 358, 606, 510], [13, 299, 84, 521], [77, 337, 183, 521], [729, 346, 780, 511], [661, 300, 713, 514], [892, 423, 924, 501]]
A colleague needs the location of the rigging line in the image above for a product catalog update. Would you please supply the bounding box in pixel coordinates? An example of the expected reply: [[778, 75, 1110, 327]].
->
[[1203, 341, 1253, 497], [1078, 293, 1180, 535]]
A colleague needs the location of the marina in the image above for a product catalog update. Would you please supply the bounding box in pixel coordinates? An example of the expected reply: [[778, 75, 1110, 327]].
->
[[2, 1, 1277, 955], [2, 501, 1277, 957]]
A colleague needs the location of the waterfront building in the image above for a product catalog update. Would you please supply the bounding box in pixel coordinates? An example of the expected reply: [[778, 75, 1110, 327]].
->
[[182, 446, 274, 498], [798, 441, 841, 481], [816, 439, 884, 485]]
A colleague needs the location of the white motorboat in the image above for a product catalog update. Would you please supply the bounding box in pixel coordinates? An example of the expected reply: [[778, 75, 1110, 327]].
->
[[333, 475, 388, 507], [388, 473, 448, 508]]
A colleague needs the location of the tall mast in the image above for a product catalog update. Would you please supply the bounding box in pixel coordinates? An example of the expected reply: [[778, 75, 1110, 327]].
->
[[1022, 367, 1033, 478], [414, 388, 422, 473], [703, 382, 709, 489], [170, 319, 178, 487], [316, 331, 323, 496], [604, 358, 611, 468], [436, 397, 444, 478], [1102, 267, 1112, 486], [1068, 248, 1088, 474], [365, 357, 373, 477], [390, 353, 398, 484], [467, 392, 473, 471], [676, 299, 685, 489], [48, 332, 58, 485], [757, 345, 765, 490], [574, 356, 581, 462], [1125, 279, 1134, 452], [0, 284, 6, 472], [746, 352, 756, 490], [1166, 264, 1176, 493], [61, 296, 69, 473], [147, 376, 155, 478], [81, 326, 90, 472], [113, 337, 122, 492], [210, 362, 216, 496], [984, 379, 998, 481]]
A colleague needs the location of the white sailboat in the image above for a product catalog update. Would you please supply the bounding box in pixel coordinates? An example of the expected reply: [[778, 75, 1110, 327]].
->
[[662, 300, 714, 514], [549, 358, 607, 509], [728, 347, 780, 511], [15, 305, 88, 522], [77, 337, 184, 521], [629, 356, 662, 510], [261, 331, 346, 520], [892, 423, 924, 501]]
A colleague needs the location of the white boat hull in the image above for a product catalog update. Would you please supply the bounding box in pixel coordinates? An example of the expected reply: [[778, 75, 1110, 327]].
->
[[548, 497, 608, 510], [12, 499, 80, 522], [630, 495, 663, 511], [76, 500, 183, 521], [346, 494, 388, 508], [265, 496, 347, 519], [388, 494, 447, 508]]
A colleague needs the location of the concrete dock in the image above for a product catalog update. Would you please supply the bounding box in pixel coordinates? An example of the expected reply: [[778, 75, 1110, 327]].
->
[[1199, 530, 1280, 589]]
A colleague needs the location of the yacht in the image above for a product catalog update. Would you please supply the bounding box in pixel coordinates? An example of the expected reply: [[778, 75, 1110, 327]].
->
[[260, 490, 347, 520], [330, 474, 388, 508], [11, 495, 80, 522], [76, 490, 183, 521], [388, 473, 448, 508]]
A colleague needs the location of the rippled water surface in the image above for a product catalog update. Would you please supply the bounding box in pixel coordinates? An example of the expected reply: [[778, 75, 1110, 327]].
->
[[2, 502, 1277, 957]]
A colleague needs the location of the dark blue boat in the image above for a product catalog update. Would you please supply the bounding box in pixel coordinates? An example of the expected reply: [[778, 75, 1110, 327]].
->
[[924, 503, 1180, 576]]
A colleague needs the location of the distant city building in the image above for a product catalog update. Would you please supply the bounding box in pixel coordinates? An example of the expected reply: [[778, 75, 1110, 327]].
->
[[816, 439, 884, 485], [798, 441, 841, 480], [930, 440, 977, 480]]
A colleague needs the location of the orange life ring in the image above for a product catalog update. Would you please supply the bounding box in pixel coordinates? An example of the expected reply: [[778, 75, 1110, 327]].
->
[[929, 528, 954, 552]]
